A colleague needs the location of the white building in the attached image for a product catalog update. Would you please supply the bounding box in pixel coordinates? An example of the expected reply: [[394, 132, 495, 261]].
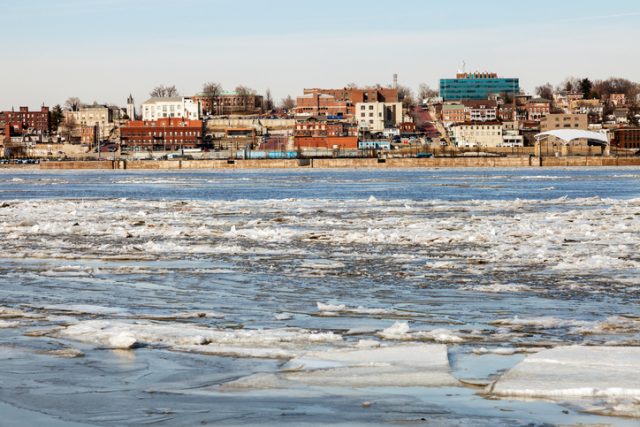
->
[[355, 102, 403, 133], [142, 97, 201, 121], [452, 123, 504, 148]]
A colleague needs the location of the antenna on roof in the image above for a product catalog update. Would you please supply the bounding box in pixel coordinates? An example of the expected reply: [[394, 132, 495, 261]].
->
[[462, 60, 466, 74]]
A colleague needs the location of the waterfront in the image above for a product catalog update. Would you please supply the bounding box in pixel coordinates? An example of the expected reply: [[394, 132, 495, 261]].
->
[[1, 168, 639, 426]]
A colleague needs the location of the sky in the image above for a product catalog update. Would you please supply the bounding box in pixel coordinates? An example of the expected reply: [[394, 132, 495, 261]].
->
[[1, 0, 639, 110]]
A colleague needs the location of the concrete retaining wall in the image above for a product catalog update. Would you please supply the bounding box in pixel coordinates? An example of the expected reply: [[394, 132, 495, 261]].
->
[[35, 156, 640, 170]]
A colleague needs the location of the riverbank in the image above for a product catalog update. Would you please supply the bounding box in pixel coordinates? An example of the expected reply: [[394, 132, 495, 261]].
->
[[34, 156, 640, 170]]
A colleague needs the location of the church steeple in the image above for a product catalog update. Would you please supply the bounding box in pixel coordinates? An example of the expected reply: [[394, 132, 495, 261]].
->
[[126, 94, 136, 120]]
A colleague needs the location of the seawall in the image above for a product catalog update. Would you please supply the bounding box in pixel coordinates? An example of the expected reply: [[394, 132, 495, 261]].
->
[[37, 156, 640, 170]]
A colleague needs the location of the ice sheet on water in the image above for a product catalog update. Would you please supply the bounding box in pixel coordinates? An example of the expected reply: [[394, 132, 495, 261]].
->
[[52, 320, 343, 358], [489, 346, 640, 417], [223, 344, 458, 389]]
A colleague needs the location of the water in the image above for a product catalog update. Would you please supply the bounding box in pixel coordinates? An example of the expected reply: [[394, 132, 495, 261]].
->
[[0, 167, 639, 426]]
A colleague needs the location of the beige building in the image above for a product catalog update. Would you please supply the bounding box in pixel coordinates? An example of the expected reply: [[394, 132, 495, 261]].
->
[[452, 122, 503, 148], [65, 105, 121, 139], [355, 102, 403, 132], [540, 114, 588, 132]]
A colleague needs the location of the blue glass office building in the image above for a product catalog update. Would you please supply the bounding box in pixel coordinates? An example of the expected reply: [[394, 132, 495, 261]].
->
[[440, 73, 519, 101]]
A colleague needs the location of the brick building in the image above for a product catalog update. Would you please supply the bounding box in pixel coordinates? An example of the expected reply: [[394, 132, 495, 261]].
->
[[120, 118, 203, 152], [613, 128, 640, 150], [295, 117, 357, 137], [525, 98, 551, 120], [295, 87, 398, 118], [193, 92, 264, 116], [0, 106, 50, 134]]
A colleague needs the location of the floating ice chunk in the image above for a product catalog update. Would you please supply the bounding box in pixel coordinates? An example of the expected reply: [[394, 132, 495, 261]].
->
[[281, 344, 459, 387], [109, 332, 137, 349], [490, 316, 590, 329], [378, 321, 410, 339], [317, 302, 391, 316], [53, 320, 343, 358], [275, 313, 293, 321], [367, 195, 377, 203], [489, 346, 640, 401], [461, 283, 531, 293], [416, 328, 465, 344], [0, 320, 20, 328]]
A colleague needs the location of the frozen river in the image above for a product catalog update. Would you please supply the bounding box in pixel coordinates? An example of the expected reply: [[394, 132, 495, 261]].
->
[[1, 167, 639, 426]]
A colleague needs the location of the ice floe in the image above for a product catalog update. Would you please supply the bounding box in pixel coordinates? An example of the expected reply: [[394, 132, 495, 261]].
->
[[52, 320, 343, 358], [223, 344, 458, 389], [489, 346, 640, 402]]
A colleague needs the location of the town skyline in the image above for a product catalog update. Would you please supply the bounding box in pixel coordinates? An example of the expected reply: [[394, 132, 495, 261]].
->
[[2, 0, 640, 110]]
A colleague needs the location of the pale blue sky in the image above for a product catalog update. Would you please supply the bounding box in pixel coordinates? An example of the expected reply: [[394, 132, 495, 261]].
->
[[1, 0, 639, 109]]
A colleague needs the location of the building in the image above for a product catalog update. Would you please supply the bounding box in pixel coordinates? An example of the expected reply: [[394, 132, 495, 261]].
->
[[613, 128, 640, 150], [452, 122, 504, 147], [294, 116, 358, 150], [126, 95, 136, 120], [570, 99, 604, 121], [355, 102, 403, 132], [295, 87, 398, 118], [525, 98, 551, 121], [142, 97, 201, 121], [193, 92, 264, 116], [295, 117, 357, 138], [441, 104, 466, 124], [296, 93, 350, 118], [0, 106, 50, 134], [120, 118, 203, 152], [66, 104, 122, 140], [540, 114, 589, 132], [440, 72, 519, 101], [462, 100, 498, 122], [610, 93, 626, 107]]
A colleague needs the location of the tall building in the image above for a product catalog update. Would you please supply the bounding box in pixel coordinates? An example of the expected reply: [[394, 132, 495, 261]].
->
[[126, 94, 136, 120], [440, 72, 519, 101]]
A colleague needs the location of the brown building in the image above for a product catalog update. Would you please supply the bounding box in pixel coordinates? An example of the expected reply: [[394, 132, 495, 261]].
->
[[540, 114, 589, 132], [0, 106, 50, 134], [295, 87, 398, 118], [295, 117, 357, 138], [613, 128, 640, 150], [193, 92, 263, 116], [120, 118, 203, 152]]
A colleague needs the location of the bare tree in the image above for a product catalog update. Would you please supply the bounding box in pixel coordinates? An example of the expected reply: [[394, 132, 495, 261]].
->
[[397, 85, 416, 109], [61, 114, 77, 142], [280, 95, 295, 111], [345, 82, 358, 89], [235, 85, 256, 114], [64, 97, 82, 111], [150, 85, 179, 98], [202, 82, 222, 115], [535, 83, 554, 100], [263, 89, 274, 112], [417, 83, 438, 101], [557, 77, 580, 94]]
